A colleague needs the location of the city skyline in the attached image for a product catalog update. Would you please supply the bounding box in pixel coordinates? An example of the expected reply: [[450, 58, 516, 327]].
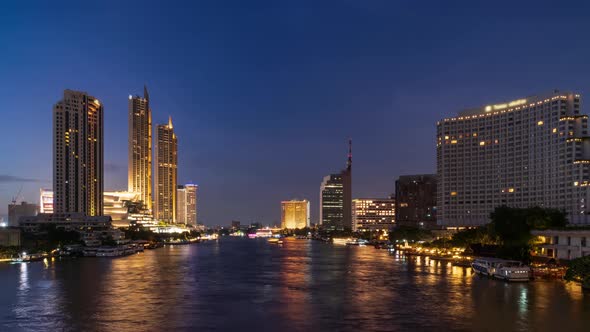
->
[[2, 1, 590, 225]]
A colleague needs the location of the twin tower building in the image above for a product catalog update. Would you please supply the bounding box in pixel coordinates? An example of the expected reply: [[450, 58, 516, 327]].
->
[[53, 87, 195, 225]]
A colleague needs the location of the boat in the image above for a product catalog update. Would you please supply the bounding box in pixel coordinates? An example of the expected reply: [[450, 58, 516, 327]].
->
[[471, 258, 532, 281], [493, 260, 532, 281], [332, 238, 350, 245], [346, 239, 369, 246], [268, 238, 283, 244]]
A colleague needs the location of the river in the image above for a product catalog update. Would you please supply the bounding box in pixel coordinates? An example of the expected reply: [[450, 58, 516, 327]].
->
[[0, 237, 588, 331]]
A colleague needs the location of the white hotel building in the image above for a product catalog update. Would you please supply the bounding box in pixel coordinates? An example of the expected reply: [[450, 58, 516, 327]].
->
[[437, 90, 590, 227]]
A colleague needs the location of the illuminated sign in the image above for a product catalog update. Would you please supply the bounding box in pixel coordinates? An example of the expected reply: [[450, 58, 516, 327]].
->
[[485, 99, 527, 112]]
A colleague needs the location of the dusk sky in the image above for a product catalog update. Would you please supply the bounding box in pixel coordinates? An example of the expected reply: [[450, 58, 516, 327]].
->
[[1, 0, 590, 225]]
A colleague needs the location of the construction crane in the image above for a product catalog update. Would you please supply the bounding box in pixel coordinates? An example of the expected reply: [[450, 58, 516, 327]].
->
[[11, 184, 23, 205]]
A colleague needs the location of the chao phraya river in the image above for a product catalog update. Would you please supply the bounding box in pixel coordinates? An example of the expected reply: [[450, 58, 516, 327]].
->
[[1, 237, 589, 331]]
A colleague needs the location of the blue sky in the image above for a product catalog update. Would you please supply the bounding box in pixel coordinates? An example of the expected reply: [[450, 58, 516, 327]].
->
[[1, 0, 590, 225]]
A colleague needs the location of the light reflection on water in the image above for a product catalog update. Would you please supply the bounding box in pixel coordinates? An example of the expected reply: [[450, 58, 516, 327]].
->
[[0, 238, 589, 331]]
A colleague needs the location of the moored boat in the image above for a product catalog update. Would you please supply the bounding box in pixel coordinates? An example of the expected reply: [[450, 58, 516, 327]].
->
[[471, 258, 532, 281]]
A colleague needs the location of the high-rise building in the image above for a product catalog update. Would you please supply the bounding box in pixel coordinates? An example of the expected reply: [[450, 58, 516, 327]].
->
[[176, 185, 186, 224], [185, 184, 197, 226], [281, 200, 310, 229], [128, 86, 152, 211], [39, 189, 54, 214], [437, 91, 590, 227], [352, 198, 395, 232], [8, 202, 39, 227], [320, 140, 352, 229], [395, 175, 437, 229], [53, 89, 103, 216], [155, 117, 177, 223], [177, 184, 198, 225]]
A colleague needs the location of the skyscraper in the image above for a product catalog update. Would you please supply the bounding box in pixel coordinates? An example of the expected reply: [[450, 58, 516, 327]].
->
[[154, 117, 177, 223], [395, 175, 437, 229], [319, 140, 352, 229], [281, 200, 310, 229], [128, 86, 152, 211], [177, 184, 198, 225], [184, 184, 198, 226], [437, 91, 590, 226], [53, 89, 103, 216]]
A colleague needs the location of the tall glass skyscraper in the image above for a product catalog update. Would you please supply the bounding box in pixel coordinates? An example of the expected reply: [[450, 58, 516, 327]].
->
[[128, 86, 152, 211], [155, 117, 177, 223]]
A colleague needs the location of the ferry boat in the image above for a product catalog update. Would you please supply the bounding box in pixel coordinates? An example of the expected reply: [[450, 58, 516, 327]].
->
[[471, 258, 532, 281], [332, 237, 350, 245]]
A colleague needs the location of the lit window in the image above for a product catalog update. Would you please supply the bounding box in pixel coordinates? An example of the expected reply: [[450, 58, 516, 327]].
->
[[479, 141, 485, 146]]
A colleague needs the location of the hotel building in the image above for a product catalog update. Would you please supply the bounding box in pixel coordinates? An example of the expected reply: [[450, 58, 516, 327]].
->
[[176, 184, 198, 226], [128, 86, 153, 211], [352, 198, 395, 232], [155, 117, 178, 223], [53, 89, 103, 216], [395, 174, 437, 229], [281, 200, 310, 229], [319, 140, 352, 229], [437, 90, 590, 227]]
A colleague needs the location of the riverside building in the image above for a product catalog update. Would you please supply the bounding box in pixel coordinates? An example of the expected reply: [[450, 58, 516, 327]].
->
[[319, 140, 352, 229], [154, 117, 178, 223], [437, 91, 590, 227], [281, 200, 310, 229], [395, 174, 437, 229], [176, 184, 197, 225], [352, 198, 395, 232], [128, 86, 153, 211], [53, 90, 103, 216]]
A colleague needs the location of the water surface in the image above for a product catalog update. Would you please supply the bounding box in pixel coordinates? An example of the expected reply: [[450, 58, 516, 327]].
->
[[0, 238, 588, 331]]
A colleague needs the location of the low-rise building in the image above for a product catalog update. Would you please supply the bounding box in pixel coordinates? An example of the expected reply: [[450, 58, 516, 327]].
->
[[18, 213, 123, 247], [532, 229, 590, 261], [352, 198, 395, 232]]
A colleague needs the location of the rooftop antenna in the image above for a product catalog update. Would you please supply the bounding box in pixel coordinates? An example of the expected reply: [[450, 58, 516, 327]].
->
[[347, 138, 352, 171]]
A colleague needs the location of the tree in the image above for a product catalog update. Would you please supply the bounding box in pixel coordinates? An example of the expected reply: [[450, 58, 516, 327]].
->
[[489, 206, 568, 262], [564, 256, 590, 290]]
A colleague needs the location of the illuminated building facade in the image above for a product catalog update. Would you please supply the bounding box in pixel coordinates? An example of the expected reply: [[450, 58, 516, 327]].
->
[[155, 117, 177, 223], [176, 184, 197, 226], [128, 86, 152, 211], [352, 198, 395, 231], [53, 89, 103, 216], [319, 140, 352, 229], [103, 191, 140, 227], [39, 189, 54, 213], [281, 200, 310, 229], [437, 91, 590, 226], [35, 190, 144, 228], [395, 174, 437, 229]]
